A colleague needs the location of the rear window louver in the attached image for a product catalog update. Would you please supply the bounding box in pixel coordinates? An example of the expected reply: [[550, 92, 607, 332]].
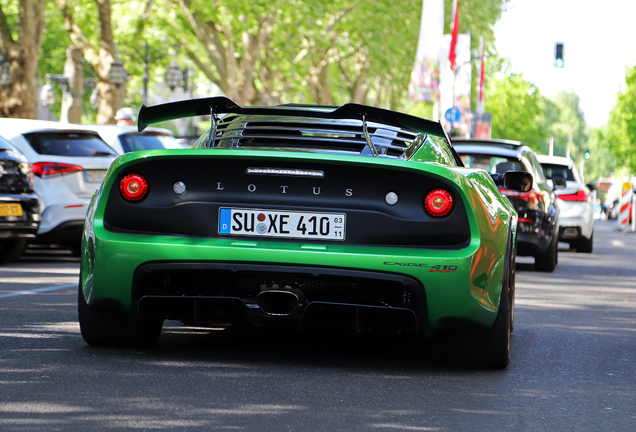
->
[[211, 117, 420, 158]]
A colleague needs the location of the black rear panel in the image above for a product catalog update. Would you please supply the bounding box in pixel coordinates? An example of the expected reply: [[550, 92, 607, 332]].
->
[[104, 157, 470, 248], [0, 150, 34, 194]]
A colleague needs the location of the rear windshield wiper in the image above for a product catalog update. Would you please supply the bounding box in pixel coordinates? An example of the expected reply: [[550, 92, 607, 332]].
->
[[92, 151, 116, 156]]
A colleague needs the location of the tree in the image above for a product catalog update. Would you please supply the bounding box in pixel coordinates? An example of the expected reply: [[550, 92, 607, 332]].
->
[[544, 91, 587, 158], [0, 0, 47, 118], [607, 63, 636, 174], [584, 125, 620, 182], [55, 0, 126, 124], [484, 68, 547, 150]]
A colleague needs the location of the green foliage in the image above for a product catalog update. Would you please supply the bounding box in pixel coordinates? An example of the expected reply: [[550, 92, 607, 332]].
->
[[484, 67, 547, 150], [19, 0, 508, 124], [607, 63, 636, 174], [583, 125, 620, 182], [543, 91, 587, 158]]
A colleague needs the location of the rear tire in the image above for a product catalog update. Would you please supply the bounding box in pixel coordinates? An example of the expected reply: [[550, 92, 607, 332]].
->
[[78, 283, 163, 348], [439, 237, 514, 369], [576, 232, 593, 253], [477, 240, 514, 369], [0, 238, 27, 264], [534, 235, 557, 272]]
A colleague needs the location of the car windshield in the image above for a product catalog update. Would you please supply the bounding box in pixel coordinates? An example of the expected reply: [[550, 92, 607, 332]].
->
[[26, 132, 117, 157], [119, 134, 179, 152], [541, 163, 575, 181], [459, 154, 524, 174]]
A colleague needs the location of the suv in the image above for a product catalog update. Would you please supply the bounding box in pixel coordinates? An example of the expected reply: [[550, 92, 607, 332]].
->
[[0, 119, 118, 251], [453, 139, 561, 272], [69, 124, 183, 154], [537, 155, 595, 253]]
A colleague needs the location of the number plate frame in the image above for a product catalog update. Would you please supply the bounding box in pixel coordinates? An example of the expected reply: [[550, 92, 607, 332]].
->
[[219, 208, 346, 241]]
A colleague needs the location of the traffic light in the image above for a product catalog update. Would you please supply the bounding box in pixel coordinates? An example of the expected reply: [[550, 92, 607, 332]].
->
[[554, 43, 564, 68], [584, 150, 591, 160]]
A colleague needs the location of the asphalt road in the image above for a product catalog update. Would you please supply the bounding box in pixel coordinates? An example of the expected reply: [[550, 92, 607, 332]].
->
[[0, 219, 635, 431]]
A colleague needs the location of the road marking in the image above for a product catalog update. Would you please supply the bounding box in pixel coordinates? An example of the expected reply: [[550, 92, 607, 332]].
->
[[0, 283, 75, 299]]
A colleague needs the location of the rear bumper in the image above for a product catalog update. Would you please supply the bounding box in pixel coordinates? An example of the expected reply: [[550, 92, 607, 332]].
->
[[516, 231, 553, 256], [134, 263, 426, 335], [38, 201, 89, 235], [82, 231, 507, 335], [0, 195, 40, 239], [34, 220, 84, 245]]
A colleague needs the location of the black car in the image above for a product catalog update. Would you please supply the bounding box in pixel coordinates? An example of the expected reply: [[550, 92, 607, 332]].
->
[[0, 135, 40, 263], [453, 139, 560, 272]]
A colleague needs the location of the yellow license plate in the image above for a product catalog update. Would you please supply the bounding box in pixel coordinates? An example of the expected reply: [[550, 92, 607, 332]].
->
[[0, 203, 23, 217]]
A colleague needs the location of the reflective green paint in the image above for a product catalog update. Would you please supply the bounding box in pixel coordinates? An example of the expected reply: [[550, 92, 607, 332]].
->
[[81, 148, 517, 332]]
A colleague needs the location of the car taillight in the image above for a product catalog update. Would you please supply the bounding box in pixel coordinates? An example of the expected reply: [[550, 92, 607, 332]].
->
[[499, 188, 543, 204], [32, 162, 84, 178], [120, 174, 148, 201], [559, 190, 589, 201], [424, 189, 453, 217]]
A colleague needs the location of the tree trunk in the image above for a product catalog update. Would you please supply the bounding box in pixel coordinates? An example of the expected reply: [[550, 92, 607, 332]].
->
[[0, 0, 46, 118], [60, 46, 84, 123]]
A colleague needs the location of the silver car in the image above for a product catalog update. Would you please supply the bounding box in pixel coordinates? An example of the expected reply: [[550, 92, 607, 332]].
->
[[537, 154, 596, 253]]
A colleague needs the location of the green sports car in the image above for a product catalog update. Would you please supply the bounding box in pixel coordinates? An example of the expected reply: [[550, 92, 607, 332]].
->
[[79, 97, 530, 368]]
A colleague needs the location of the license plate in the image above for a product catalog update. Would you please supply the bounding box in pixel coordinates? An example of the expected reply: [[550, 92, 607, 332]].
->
[[219, 208, 346, 241], [84, 170, 107, 183], [0, 203, 23, 217]]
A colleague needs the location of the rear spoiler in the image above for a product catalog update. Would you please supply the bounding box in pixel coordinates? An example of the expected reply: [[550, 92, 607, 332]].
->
[[137, 96, 448, 139]]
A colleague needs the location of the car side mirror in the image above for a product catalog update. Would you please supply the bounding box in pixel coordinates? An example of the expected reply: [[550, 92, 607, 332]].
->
[[551, 175, 566, 190], [586, 182, 598, 191], [502, 171, 533, 192]]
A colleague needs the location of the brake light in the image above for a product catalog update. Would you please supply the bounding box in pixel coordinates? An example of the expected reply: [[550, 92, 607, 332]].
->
[[120, 174, 148, 201], [32, 162, 83, 178], [424, 189, 453, 217], [559, 190, 589, 202], [499, 188, 543, 204]]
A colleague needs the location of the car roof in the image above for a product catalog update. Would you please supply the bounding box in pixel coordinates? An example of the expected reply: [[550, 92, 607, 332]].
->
[[536, 154, 574, 166], [452, 138, 526, 148], [0, 118, 103, 138]]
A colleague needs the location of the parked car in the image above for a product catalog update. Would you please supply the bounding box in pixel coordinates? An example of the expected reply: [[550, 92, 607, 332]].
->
[[537, 155, 595, 252], [0, 119, 118, 252], [78, 96, 533, 368], [453, 139, 561, 272], [70, 124, 183, 154], [0, 135, 40, 263]]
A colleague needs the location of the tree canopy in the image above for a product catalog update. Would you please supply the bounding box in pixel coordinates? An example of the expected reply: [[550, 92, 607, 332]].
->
[[607, 63, 636, 175], [1, 0, 511, 123]]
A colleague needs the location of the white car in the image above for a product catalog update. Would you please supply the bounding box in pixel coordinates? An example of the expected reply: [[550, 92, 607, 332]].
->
[[69, 124, 183, 154], [0, 119, 118, 251], [537, 154, 596, 253]]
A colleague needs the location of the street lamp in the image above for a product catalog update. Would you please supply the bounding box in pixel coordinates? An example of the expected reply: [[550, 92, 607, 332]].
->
[[40, 77, 56, 107], [119, 43, 184, 104], [108, 59, 128, 87], [164, 56, 183, 91]]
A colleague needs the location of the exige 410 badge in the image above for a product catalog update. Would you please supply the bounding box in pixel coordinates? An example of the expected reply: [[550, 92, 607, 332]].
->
[[383, 262, 457, 273]]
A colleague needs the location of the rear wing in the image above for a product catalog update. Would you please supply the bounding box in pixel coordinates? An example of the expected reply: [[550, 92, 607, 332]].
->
[[137, 96, 448, 139]]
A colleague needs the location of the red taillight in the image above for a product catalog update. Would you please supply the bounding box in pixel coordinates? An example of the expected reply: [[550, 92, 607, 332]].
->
[[32, 162, 83, 178], [559, 190, 589, 202], [120, 174, 148, 201], [500, 188, 543, 204], [424, 189, 453, 217]]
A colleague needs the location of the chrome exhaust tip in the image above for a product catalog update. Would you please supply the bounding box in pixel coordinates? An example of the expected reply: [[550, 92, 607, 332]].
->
[[257, 290, 302, 316]]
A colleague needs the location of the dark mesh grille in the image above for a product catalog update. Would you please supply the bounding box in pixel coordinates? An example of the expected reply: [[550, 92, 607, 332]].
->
[[213, 117, 418, 157]]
